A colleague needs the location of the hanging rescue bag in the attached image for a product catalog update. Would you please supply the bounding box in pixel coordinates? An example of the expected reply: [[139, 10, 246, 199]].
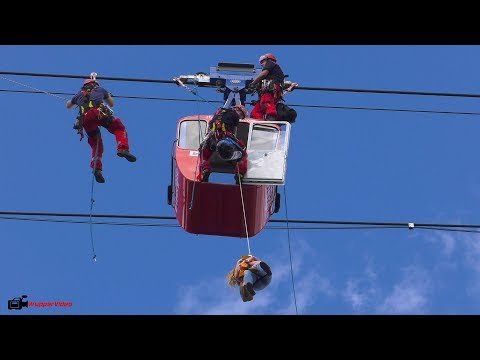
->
[[276, 102, 297, 124]]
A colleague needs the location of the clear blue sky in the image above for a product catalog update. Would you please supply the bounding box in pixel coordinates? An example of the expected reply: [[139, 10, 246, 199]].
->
[[2, 45, 480, 315]]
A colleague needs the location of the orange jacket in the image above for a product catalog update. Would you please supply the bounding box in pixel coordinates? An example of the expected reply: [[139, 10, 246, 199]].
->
[[233, 255, 260, 283]]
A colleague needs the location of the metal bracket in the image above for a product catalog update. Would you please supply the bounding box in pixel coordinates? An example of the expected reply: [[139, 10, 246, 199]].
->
[[174, 62, 298, 109]]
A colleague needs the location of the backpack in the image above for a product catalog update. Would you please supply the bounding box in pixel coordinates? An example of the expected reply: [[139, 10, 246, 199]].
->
[[276, 102, 297, 124]]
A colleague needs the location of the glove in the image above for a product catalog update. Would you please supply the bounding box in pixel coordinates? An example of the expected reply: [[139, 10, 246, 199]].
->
[[284, 82, 298, 93], [77, 128, 84, 141], [73, 117, 81, 130], [73, 117, 84, 141]]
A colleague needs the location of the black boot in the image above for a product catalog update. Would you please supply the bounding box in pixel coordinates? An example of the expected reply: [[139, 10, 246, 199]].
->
[[117, 150, 137, 162], [260, 261, 272, 276], [245, 282, 256, 296], [94, 169, 105, 183]]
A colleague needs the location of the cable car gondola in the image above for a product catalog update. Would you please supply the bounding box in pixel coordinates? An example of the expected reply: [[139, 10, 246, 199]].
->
[[168, 63, 292, 238]]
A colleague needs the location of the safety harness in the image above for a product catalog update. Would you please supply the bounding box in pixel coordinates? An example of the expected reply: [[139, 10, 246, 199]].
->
[[210, 108, 239, 139], [204, 108, 244, 155], [238, 260, 251, 279], [260, 79, 284, 104], [74, 85, 113, 138], [236, 259, 271, 284], [254, 62, 285, 103]]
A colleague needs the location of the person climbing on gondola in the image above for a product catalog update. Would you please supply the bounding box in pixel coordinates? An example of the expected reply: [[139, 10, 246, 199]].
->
[[199, 104, 248, 184], [248, 53, 286, 121]]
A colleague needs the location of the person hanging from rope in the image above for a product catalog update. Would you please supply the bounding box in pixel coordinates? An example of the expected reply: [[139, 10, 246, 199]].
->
[[227, 255, 272, 302], [66, 74, 137, 183], [248, 53, 288, 121], [199, 104, 248, 184]]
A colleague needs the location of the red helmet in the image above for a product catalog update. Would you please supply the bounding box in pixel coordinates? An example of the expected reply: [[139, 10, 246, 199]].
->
[[83, 78, 99, 86], [259, 53, 277, 64], [233, 104, 248, 118]]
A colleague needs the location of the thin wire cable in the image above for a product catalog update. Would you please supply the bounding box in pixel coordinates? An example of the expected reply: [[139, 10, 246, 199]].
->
[[0, 211, 177, 220], [3, 88, 480, 117], [296, 85, 480, 98], [415, 226, 480, 234], [89, 134, 100, 261], [267, 219, 480, 228], [189, 84, 204, 210], [4, 215, 480, 234], [267, 225, 407, 230], [0, 88, 224, 104], [173, 77, 219, 111], [170, 138, 177, 207], [4, 210, 480, 229], [285, 103, 480, 116], [282, 186, 298, 315], [0, 216, 179, 226], [0, 76, 68, 100]]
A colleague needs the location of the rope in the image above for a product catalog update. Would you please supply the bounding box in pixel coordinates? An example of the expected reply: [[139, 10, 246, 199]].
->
[[283, 186, 298, 315], [89, 132, 100, 261], [178, 79, 200, 210], [237, 166, 251, 256], [188, 83, 204, 210], [173, 77, 218, 111], [0, 75, 68, 100], [0, 74, 100, 261]]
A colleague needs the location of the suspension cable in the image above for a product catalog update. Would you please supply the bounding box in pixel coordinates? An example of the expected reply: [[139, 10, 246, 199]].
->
[[0, 71, 174, 84], [4, 70, 480, 99]]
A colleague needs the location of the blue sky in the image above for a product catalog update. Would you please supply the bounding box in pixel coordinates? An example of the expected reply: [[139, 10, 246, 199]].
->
[[2, 45, 480, 315]]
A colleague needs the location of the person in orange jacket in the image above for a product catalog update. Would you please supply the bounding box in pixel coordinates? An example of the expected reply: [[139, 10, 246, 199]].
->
[[227, 255, 272, 302]]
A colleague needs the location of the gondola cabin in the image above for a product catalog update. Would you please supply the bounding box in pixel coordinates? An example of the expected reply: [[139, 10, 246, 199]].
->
[[168, 62, 293, 237], [168, 116, 291, 237]]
